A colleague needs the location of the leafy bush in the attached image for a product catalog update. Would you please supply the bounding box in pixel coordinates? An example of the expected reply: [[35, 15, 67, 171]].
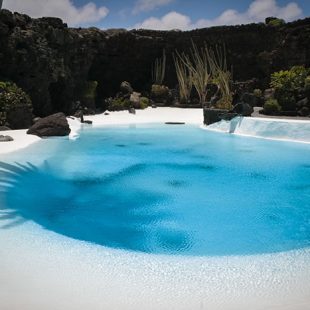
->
[[271, 66, 309, 91], [275, 91, 296, 110], [253, 89, 262, 97], [107, 97, 131, 111], [139, 97, 149, 109], [0, 81, 32, 126], [305, 76, 310, 89], [265, 17, 285, 26], [270, 66, 309, 110], [263, 99, 281, 115]]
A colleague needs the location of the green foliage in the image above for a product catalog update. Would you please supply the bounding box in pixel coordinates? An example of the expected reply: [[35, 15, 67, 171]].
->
[[263, 99, 281, 115], [290, 66, 310, 88], [209, 45, 233, 110], [304, 76, 310, 89], [82, 81, 98, 99], [107, 96, 148, 111], [177, 42, 212, 106], [267, 18, 285, 27], [271, 70, 293, 90], [107, 97, 131, 111], [271, 66, 309, 91], [266, 17, 285, 27], [139, 97, 149, 109], [275, 90, 296, 110], [173, 42, 232, 108], [0, 81, 32, 126], [253, 89, 262, 97], [270, 66, 309, 110]]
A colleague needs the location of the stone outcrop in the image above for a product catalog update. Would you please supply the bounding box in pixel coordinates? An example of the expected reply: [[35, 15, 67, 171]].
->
[[27, 112, 71, 137], [204, 108, 232, 125], [0, 135, 13, 142], [232, 102, 254, 116], [0, 9, 309, 117]]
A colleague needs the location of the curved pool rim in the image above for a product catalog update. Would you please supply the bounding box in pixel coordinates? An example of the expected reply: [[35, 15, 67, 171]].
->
[[0, 122, 309, 258]]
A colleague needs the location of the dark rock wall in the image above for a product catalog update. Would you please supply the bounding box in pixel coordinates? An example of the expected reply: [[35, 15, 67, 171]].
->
[[0, 9, 309, 116]]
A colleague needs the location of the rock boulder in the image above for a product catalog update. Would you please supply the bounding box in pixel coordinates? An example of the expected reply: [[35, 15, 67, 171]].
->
[[0, 126, 11, 131], [27, 113, 71, 137], [0, 135, 13, 142], [232, 102, 254, 116]]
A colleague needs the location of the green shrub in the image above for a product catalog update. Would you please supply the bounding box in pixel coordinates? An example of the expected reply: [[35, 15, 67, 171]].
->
[[270, 66, 309, 110], [263, 99, 281, 115], [290, 66, 310, 88], [107, 97, 131, 111], [265, 17, 285, 27], [0, 81, 32, 126], [253, 89, 262, 97], [139, 97, 149, 109], [275, 90, 296, 110], [271, 70, 294, 90], [271, 66, 309, 91], [305, 76, 310, 89]]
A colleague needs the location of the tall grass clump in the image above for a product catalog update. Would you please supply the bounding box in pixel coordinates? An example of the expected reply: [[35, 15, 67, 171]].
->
[[173, 52, 193, 104], [209, 45, 233, 110], [152, 49, 166, 85], [179, 42, 212, 106]]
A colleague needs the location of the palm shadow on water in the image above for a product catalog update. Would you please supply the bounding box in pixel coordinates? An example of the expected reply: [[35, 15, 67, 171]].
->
[[0, 161, 192, 254]]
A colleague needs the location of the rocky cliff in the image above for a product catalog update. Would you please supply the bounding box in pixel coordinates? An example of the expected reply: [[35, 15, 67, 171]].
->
[[0, 9, 309, 116]]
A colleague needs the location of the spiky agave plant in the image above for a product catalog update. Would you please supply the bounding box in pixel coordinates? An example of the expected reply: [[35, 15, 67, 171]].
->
[[173, 52, 193, 104], [209, 45, 233, 110], [152, 49, 166, 86]]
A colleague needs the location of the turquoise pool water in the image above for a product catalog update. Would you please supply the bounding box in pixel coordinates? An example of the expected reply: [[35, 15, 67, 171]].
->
[[0, 125, 309, 256]]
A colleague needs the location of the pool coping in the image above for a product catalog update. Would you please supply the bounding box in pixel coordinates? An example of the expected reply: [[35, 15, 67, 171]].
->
[[1, 108, 309, 155]]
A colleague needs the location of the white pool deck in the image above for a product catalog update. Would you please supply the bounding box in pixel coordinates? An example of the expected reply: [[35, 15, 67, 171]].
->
[[0, 108, 310, 310], [1, 108, 310, 156]]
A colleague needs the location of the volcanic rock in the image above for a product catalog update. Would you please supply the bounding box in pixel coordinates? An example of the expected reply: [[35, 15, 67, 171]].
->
[[27, 112, 71, 137]]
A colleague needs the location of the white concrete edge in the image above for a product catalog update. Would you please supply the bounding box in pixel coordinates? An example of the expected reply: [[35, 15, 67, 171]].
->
[[250, 116, 310, 123], [1, 109, 309, 156], [204, 116, 310, 144], [201, 125, 310, 144]]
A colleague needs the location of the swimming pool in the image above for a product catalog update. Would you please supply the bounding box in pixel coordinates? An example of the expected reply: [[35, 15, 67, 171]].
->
[[1, 124, 309, 257]]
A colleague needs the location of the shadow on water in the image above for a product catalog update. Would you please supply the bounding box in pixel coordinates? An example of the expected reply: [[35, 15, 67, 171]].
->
[[0, 161, 192, 254], [1, 157, 309, 256]]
